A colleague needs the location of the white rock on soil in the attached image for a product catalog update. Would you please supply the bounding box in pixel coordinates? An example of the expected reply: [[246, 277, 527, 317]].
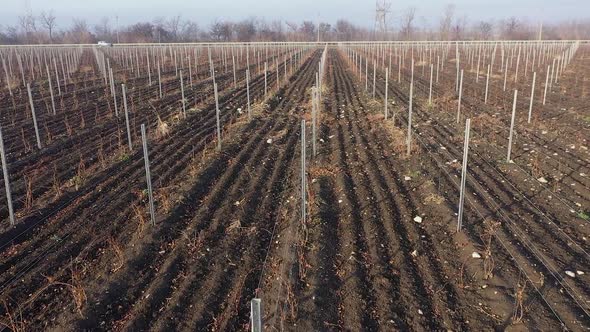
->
[[266, 138, 273, 144], [577, 271, 585, 275], [472, 252, 482, 259], [414, 216, 423, 223], [411, 250, 418, 257], [537, 177, 548, 184], [404, 176, 411, 181], [565, 271, 576, 278]]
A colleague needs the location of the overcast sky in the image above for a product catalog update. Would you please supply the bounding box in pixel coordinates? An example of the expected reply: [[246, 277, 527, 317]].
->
[[1, 0, 588, 29]]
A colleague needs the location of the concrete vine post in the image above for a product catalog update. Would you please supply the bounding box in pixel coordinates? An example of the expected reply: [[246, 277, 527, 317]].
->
[[246, 69, 251, 121], [1, 58, 11, 96], [543, 65, 550, 105], [250, 298, 262, 332], [365, 58, 369, 91], [301, 120, 307, 226], [384, 67, 389, 119], [140, 124, 156, 226], [507, 90, 518, 162], [372, 61, 376, 98], [407, 59, 414, 156], [485, 64, 490, 104], [264, 62, 267, 98], [214, 82, 221, 151], [147, 54, 152, 86], [122, 84, 133, 151], [158, 61, 162, 99], [428, 63, 433, 105], [26, 83, 42, 150], [46, 66, 56, 115], [457, 118, 471, 232], [528, 72, 536, 123], [312, 87, 317, 158], [232, 55, 237, 88], [110, 68, 118, 116], [53, 60, 61, 96], [0, 126, 15, 226], [180, 70, 186, 118], [457, 69, 464, 123]]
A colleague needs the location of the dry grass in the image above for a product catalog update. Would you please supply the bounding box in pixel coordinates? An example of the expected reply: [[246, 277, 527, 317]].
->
[[21, 128, 31, 154], [182, 228, 204, 255], [156, 115, 170, 140], [52, 164, 62, 199], [107, 237, 125, 273], [424, 193, 445, 205], [512, 276, 527, 324], [0, 299, 25, 332], [482, 219, 500, 280], [45, 263, 87, 317], [156, 187, 173, 213], [24, 175, 33, 211], [308, 165, 340, 179], [530, 154, 543, 179], [132, 203, 147, 233], [382, 120, 419, 155]]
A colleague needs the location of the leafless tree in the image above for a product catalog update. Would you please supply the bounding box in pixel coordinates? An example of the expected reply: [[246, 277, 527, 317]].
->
[[299, 21, 316, 41], [179, 21, 199, 41], [335, 19, 355, 40], [451, 16, 467, 40], [65, 19, 94, 44], [400, 7, 416, 40], [439, 4, 455, 40], [477, 21, 494, 40], [167, 15, 182, 40], [18, 12, 37, 43], [235, 19, 256, 41], [94, 17, 112, 42], [210, 20, 233, 41], [318, 23, 331, 41], [40, 10, 57, 42]]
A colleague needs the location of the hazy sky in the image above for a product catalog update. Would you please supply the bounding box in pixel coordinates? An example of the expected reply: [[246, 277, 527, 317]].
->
[[1, 0, 588, 29]]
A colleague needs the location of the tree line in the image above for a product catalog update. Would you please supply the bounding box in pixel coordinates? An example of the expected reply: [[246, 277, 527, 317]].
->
[[1, 6, 589, 44]]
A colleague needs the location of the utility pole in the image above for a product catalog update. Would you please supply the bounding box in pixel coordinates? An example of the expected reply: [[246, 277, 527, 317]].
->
[[116, 15, 120, 43]]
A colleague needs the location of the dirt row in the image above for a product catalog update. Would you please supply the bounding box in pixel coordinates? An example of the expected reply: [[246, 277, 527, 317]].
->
[[0, 48, 320, 331], [357, 50, 590, 329], [0, 48, 303, 232]]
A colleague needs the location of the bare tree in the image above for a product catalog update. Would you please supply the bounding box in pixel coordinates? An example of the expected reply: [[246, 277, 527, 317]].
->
[[316, 22, 330, 41], [235, 19, 256, 41], [18, 12, 37, 43], [439, 4, 455, 40], [477, 21, 494, 40], [209, 20, 233, 41], [400, 7, 416, 40], [299, 21, 316, 41], [40, 10, 57, 42], [335, 19, 355, 40], [179, 21, 199, 42], [65, 19, 94, 44], [501, 17, 520, 39], [451, 16, 467, 40], [94, 17, 112, 42], [167, 15, 182, 41]]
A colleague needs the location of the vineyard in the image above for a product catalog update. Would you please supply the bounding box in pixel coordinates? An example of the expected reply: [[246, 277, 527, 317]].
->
[[0, 40, 589, 331]]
